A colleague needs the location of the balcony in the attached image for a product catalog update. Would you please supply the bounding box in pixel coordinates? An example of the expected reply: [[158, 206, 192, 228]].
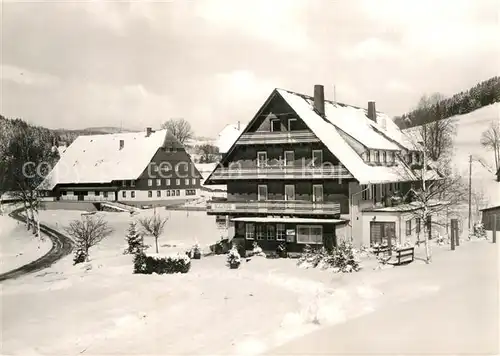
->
[[209, 165, 353, 180], [237, 130, 320, 145], [207, 199, 341, 216]]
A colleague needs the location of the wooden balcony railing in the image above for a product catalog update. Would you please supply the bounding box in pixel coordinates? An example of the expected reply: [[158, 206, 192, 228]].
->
[[209, 165, 353, 180], [207, 199, 341, 215], [237, 130, 320, 145]]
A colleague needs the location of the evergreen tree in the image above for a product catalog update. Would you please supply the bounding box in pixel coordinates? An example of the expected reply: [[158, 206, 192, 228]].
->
[[124, 221, 144, 255]]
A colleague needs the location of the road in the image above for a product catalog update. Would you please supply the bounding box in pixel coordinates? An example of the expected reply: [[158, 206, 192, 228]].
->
[[0, 208, 74, 282], [270, 241, 499, 355]]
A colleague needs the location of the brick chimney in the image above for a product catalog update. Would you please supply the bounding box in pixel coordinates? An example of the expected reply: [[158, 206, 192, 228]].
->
[[367, 101, 376, 122], [313, 84, 325, 117], [146, 127, 152, 137], [119, 139, 124, 150]]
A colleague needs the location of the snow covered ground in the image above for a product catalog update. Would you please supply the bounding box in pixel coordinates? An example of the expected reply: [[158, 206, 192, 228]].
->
[[0, 214, 52, 274], [2, 207, 492, 355]]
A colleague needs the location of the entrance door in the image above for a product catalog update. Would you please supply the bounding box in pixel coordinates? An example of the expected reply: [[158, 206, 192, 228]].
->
[[370, 221, 396, 247]]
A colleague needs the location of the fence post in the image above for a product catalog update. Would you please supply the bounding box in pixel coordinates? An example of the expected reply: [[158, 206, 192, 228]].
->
[[493, 215, 497, 244], [450, 219, 456, 251], [455, 219, 460, 247]]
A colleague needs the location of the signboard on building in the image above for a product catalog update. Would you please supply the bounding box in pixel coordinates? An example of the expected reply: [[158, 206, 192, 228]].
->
[[286, 229, 295, 242]]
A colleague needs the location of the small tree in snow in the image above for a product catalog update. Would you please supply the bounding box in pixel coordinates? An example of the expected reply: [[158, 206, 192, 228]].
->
[[480, 120, 500, 174], [65, 214, 113, 264], [138, 211, 168, 253], [123, 221, 144, 255]]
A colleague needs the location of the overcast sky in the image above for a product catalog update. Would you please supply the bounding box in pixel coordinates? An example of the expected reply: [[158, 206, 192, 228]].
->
[[1, 0, 498, 137]]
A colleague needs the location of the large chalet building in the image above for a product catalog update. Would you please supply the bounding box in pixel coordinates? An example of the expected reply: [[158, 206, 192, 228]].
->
[[205, 85, 442, 251], [38, 128, 202, 207]]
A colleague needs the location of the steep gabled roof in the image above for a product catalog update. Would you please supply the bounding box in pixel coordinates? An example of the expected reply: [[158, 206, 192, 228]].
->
[[207, 88, 437, 185], [39, 129, 170, 190], [217, 123, 246, 153]]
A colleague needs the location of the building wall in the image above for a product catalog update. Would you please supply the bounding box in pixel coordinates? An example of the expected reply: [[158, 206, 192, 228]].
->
[[482, 208, 500, 231]]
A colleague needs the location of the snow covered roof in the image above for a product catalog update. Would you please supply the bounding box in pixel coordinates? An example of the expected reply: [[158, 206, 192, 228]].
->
[[39, 130, 169, 190], [276, 89, 421, 184], [217, 123, 246, 154]]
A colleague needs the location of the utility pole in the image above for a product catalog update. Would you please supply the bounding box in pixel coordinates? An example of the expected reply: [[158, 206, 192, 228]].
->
[[468, 154, 472, 230]]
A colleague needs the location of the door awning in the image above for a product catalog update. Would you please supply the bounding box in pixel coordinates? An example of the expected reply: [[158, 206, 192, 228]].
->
[[230, 217, 348, 224]]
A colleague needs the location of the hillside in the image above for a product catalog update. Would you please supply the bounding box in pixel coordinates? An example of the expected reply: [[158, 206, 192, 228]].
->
[[405, 103, 500, 209]]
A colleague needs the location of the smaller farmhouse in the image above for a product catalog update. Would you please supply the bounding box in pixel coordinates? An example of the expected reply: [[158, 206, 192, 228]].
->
[[217, 122, 246, 155], [38, 128, 202, 207]]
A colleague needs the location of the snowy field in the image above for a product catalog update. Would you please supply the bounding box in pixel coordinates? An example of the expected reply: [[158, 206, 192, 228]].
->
[[1, 206, 493, 355], [449, 103, 500, 207], [0, 214, 52, 274]]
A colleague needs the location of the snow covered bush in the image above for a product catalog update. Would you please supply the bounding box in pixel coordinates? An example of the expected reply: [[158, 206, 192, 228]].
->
[[133, 252, 191, 274], [276, 242, 287, 258], [123, 221, 144, 255], [188, 243, 201, 259], [250, 241, 266, 257], [297, 241, 360, 273], [73, 246, 87, 265], [471, 222, 487, 239], [227, 246, 241, 269]]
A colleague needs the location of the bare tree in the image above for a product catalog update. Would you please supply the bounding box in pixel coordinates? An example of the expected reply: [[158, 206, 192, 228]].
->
[[138, 211, 168, 253], [414, 93, 456, 162], [161, 118, 194, 144], [197, 144, 219, 163], [480, 120, 500, 173], [65, 214, 113, 264]]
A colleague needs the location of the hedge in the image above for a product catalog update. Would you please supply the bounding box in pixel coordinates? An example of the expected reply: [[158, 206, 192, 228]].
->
[[134, 252, 191, 274]]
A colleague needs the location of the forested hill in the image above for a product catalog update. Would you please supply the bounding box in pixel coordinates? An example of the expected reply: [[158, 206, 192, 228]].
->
[[394, 76, 500, 129]]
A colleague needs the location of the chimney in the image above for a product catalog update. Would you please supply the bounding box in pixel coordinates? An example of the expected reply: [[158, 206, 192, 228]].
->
[[313, 84, 325, 117], [367, 101, 376, 122], [119, 139, 124, 150], [237, 121, 240, 130], [146, 127, 152, 137]]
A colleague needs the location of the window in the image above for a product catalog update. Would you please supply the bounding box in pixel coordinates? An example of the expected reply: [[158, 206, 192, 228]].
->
[[406, 220, 412, 236], [382, 151, 387, 163], [257, 151, 267, 167], [148, 179, 153, 187], [312, 150, 323, 167], [285, 185, 295, 201], [122, 180, 126, 187], [192, 178, 196, 185], [297, 225, 323, 244], [267, 225, 276, 240], [361, 184, 369, 201], [276, 224, 286, 241], [176, 190, 180, 196], [370, 222, 395, 246], [258, 185, 268, 201], [131, 191, 135, 198], [270, 119, 281, 132], [288, 118, 298, 131], [103, 192, 108, 198], [284, 151, 294, 166], [245, 223, 255, 240], [185, 178, 190, 185], [148, 191, 152, 198], [130, 180, 135, 187], [374, 150, 380, 163], [256, 224, 265, 240], [166, 179, 171, 186], [122, 191, 126, 198], [156, 179, 161, 186], [176, 179, 180, 185], [313, 184, 323, 202], [157, 190, 161, 197], [95, 191, 100, 196], [153, 165, 159, 172], [167, 190, 171, 197], [416, 218, 421, 233]]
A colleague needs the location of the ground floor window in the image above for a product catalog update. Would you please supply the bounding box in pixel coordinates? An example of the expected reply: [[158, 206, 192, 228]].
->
[[148, 191, 152, 198], [122, 191, 126, 198], [95, 191, 100, 196], [297, 225, 323, 244], [256, 224, 265, 240], [370, 221, 396, 246], [131, 191, 135, 198], [176, 190, 180, 196], [406, 219, 412, 235], [266, 224, 275, 240], [103, 192, 108, 198], [245, 223, 255, 240], [157, 190, 161, 197], [276, 224, 286, 241], [186, 189, 197, 196]]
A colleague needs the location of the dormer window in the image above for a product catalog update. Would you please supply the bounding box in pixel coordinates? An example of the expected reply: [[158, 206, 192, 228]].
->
[[288, 118, 298, 131], [270, 119, 281, 132], [382, 151, 386, 163], [374, 150, 380, 163]]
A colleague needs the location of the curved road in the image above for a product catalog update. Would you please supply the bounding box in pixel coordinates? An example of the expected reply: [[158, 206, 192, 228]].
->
[[0, 208, 74, 282]]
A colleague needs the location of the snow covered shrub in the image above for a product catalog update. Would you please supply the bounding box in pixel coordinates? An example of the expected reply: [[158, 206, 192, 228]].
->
[[227, 246, 241, 269], [250, 241, 266, 257], [124, 221, 144, 255], [472, 222, 487, 239], [188, 243, 201, 259], [276, 242, 287, 258], [297, 246, 326, 268], [298, 241, 360, 272], [133, 252, 191, 274], [73, 246, 87, 265]]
